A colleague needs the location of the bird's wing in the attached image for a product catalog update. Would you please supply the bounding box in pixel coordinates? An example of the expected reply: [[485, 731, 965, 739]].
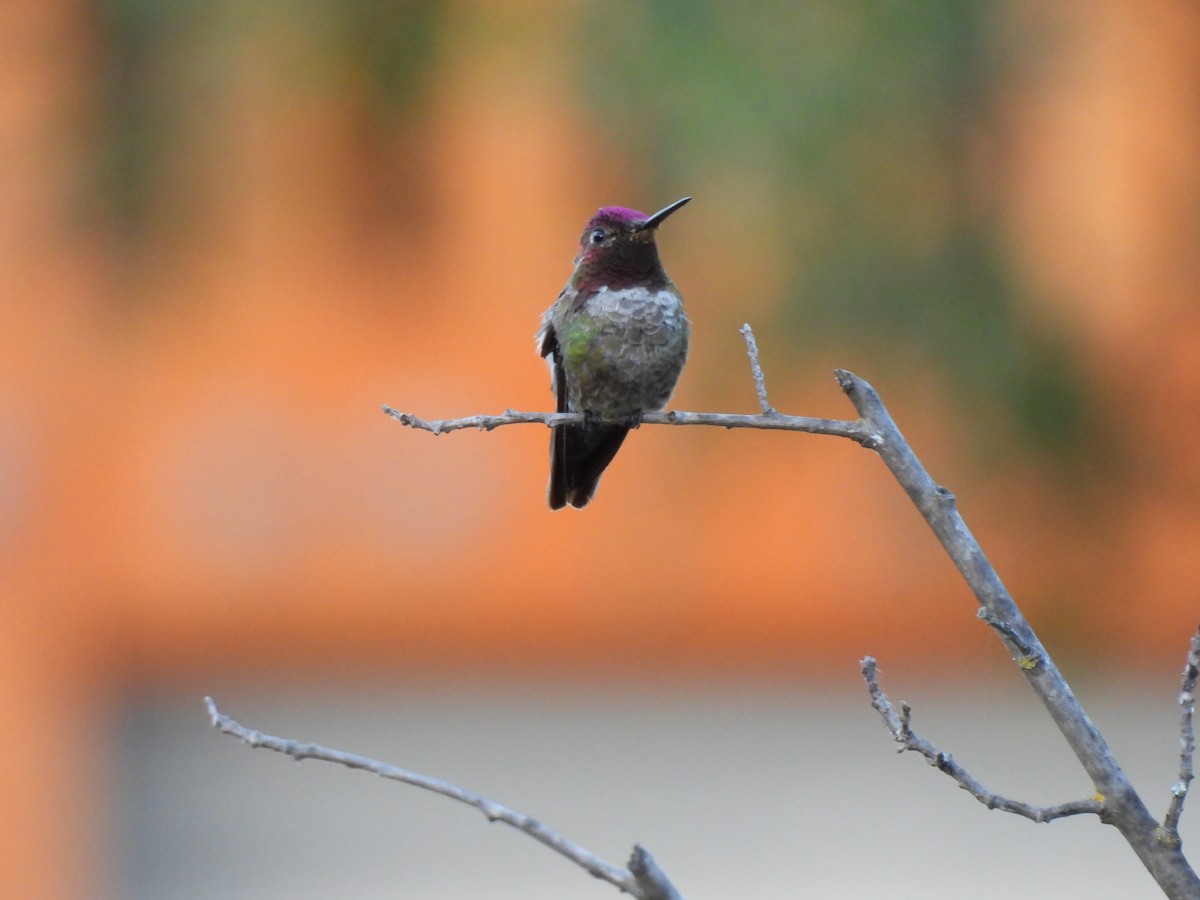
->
[[539, 319, 571, 509], [536, 303, 568, 415]]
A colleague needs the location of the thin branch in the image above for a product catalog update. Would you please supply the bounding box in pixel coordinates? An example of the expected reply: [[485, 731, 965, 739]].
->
[[835, 369, 1200, 897], [628, 845, 686, 900], [382, 404, 870, 443], [381, 325, 1200, 897], [977, 607, 1040, 668], [1162, 625, 1200, 841], [204, 697, 682, 900], [739, 323, 775, 415], [860, 658, 1103, 823]]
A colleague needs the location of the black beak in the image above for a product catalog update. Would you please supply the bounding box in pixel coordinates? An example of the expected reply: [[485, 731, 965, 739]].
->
[[634, 196, 691, 232]]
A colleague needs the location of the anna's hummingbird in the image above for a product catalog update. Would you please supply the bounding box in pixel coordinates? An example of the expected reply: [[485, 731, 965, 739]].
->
[[537, 197, 691, 509]]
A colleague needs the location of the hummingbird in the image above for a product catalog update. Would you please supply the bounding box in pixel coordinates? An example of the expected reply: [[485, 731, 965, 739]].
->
[[537, 197, 691, 509]]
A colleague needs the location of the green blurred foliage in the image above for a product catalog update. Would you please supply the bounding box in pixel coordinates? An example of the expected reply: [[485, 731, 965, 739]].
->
[[90, 0, 443, 238], [87, 0, 1107, 467], [91, 0, 217, 237], [575, 0, 1107, 469]]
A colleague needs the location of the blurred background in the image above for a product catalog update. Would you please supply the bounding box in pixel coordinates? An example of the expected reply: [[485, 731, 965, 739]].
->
[[4, 0, 1200, 896]]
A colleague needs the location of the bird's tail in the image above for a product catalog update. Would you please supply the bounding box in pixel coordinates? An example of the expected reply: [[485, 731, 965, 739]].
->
[[548, 423, 630, 509]]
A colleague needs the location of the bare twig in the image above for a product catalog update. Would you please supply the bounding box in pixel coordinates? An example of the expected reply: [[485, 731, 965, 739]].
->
[[204, 697, 682, 899], [860, 658, 1103, 823], [382, 404, 869, 442], [837, 370, 1200, 898], [977, 607, 1040, 668], [1162, 625, 1200, 842], [628, 845, 686, 900], [739, 323, 775, 415], [376, 324, 1200, 897]]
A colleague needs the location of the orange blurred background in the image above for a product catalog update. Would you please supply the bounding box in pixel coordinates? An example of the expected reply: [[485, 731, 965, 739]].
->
[[4, 0, 1200, 895]]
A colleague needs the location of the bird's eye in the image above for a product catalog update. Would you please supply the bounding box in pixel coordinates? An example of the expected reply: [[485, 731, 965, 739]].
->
[[590, 229, 606, 244]]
